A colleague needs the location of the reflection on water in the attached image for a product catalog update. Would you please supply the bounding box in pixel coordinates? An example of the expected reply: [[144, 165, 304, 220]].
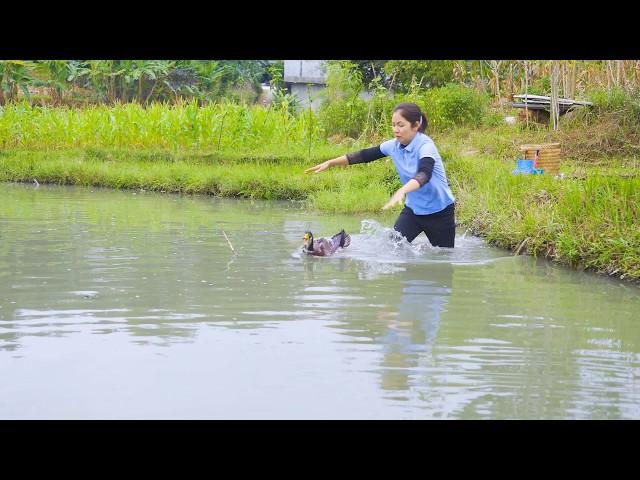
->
[[1, 182, 639, 419]]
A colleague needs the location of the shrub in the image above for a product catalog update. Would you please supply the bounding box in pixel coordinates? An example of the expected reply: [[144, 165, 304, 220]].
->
[[421, 84, 490, 130], [318, 97, 368, 139], [588, 87, 628, 113], [317, 61, 369, 139], [363, 81, 396, 141], [565, 87, 640, 143]]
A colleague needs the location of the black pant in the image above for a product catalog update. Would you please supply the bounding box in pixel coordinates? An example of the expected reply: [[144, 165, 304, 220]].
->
[[393, 203, 456, 247]]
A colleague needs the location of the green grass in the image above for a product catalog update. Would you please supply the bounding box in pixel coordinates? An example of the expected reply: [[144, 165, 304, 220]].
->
[[0, 149, 398, 209], [446, 149, 640, 281]]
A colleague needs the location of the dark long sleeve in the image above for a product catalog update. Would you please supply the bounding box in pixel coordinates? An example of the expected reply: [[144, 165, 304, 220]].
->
[[413, 157, 435, 187], [346, 145, 385, 165]]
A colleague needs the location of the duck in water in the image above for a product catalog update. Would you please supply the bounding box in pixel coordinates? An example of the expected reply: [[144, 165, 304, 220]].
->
[[302, 230, 351, 257]]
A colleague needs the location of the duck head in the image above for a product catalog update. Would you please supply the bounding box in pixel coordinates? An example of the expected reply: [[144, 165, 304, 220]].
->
[[302, 231, 314, 251]]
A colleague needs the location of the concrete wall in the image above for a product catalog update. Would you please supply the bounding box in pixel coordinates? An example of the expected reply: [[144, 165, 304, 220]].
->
[[283, 60, 373, 111], [283, 60, 326, 84], [290, 83, 325, 111]]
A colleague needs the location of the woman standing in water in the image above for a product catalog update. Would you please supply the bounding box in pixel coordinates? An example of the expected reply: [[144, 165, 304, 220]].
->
[[305, 102, 456, 247]]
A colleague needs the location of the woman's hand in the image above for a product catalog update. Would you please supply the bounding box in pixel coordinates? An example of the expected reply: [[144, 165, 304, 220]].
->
[[305, 160, 332, 174], [382, 180, 420, 210], [382, 189, 406, 210], [305, 155, 349, 174]]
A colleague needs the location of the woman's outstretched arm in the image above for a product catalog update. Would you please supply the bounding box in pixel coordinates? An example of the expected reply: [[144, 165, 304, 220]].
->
[[304, 155, 349, 174], [305, 145, 386, 174]]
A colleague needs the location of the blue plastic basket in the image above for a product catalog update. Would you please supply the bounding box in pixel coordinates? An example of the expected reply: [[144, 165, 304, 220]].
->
[[517, 159, 534, 170]]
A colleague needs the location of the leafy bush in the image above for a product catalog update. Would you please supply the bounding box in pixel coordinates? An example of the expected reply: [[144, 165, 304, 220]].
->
[[568, 87, 640, 131], [382, 60, 456, 91], [527, 75, 550, 96], [588, 87, 628, 112], [318, 61, 369, 139], [421, 84, 490, 130], [318, 96, 368, 139], [481, 108, 507, 127], [271, 88, 300, 115], [362, 78, 397, 140]]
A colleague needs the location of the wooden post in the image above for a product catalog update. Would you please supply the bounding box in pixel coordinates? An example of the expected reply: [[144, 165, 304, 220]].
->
[[524, 60, 529, 128], [550, 61, 560, 131]]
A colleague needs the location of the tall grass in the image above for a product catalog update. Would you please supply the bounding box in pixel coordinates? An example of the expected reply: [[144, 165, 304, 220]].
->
[[0, 88, 518, 156], [0, 100, 331, 155]]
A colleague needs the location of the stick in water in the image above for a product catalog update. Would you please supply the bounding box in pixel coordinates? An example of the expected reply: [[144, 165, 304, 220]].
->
[[222, 230, 236, 254]]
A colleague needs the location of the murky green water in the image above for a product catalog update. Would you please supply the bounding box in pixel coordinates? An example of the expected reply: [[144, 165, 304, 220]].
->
[[1, 182, 639, 419]]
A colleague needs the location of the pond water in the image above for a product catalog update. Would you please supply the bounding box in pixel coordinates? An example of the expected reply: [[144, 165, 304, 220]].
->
[[1, 182, 639, 419]]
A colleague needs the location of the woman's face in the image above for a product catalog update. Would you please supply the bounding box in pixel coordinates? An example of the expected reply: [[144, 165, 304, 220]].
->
[[392, 111, 419, 145]]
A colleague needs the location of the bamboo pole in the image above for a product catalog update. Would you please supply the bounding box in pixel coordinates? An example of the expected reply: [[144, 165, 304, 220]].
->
[[524, 60, 529, 128], [550, 61, 560, 131], [568, 61, 577, 99], [222, 230, 236, 254]]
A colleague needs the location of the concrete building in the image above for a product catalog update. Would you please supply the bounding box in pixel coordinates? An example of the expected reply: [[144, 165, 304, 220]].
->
[[283, 60, 327, 110], [283, 60, 377, 111]]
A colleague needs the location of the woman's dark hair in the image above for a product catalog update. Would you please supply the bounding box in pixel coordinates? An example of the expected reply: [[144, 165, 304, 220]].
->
[[393, 102, 428, 133]]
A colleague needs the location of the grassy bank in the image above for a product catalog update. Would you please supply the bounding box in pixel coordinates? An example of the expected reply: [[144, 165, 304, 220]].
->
[[446, 150, 639, 281], [438, 124, 639, 281], [0, 148, 398, 214]]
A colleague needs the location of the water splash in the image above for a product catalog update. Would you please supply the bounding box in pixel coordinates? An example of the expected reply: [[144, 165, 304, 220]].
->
[[292, 219, 510, 277], [359, 219, 434, 258], [350, 219, 509, 267]]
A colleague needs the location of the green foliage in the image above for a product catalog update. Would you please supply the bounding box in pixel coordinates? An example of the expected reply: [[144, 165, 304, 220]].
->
[[322, 60, 364, 102], [271, 89, 300, 115], [349, 60, 388, 88], [318, 97, 368, 139], [557, 87, 640, 156], [0, 60, 37, 104], [318, 65, 489, 139], [267, 61, 285, 90], [527, 75, 551, 96], [266, 61, 298, 115], [383, 60, 456, 91], [363, 77, 397, 140], [481, 109, 507, 128], [0, 101, 330, 155], [447, 151, 640, 280], [421, 84, 490, 130], [318, 61, 368, 139], [35, 61, 72, 103], [588, 86, 635, 113], [2, 60, 273, 106]]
